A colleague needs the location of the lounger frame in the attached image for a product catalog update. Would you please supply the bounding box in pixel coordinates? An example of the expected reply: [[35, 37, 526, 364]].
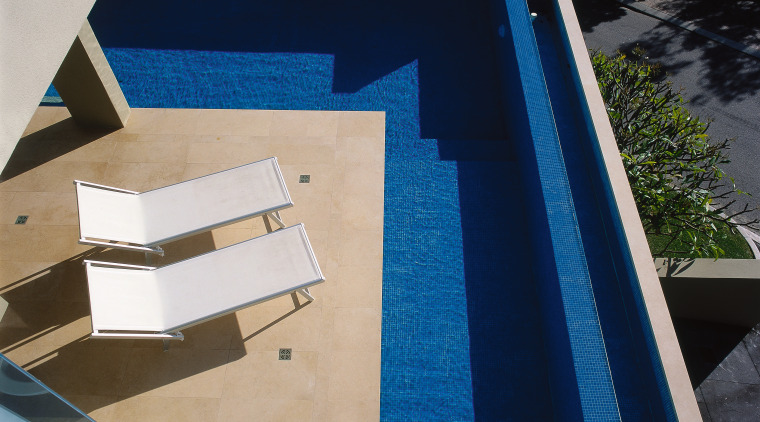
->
[[74, 157, 292, 256], [84, 224, 324, 348]]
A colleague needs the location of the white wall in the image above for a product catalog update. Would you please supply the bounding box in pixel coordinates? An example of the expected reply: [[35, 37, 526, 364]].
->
[[0, 0, 96, 172]]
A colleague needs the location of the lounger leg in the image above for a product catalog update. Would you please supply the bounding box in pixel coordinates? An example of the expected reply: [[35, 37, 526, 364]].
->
[[142, 245, 164, 265], [162, 332, 184, 351], [267, 211, 286, 229], [297, 288, 315, 302]]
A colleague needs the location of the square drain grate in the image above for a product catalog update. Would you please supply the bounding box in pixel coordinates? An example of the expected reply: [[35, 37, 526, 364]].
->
[[15, 216, 28, 225], [279, 348, 292, 360], [299, 175, 310, 183]]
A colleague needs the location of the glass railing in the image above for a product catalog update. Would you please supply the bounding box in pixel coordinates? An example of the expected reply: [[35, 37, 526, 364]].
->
[[0, 353, 94, 421]]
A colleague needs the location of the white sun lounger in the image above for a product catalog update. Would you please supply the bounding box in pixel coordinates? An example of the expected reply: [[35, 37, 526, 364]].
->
[[75, 157, 292, 256], [84, 224, 324, 346]]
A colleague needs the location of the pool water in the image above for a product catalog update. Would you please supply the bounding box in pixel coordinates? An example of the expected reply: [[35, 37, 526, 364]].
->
[[80, 1, 529, 419], [68, 0, 676, 420]]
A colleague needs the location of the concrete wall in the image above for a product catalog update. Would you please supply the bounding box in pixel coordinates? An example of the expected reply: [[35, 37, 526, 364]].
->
[[656, 258, 760, 327], [0, 0, 95, 172], [53, 20, 130, 129]]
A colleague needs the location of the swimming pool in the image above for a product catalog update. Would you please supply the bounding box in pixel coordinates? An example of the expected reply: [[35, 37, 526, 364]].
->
[[75, 0, 680, 419]]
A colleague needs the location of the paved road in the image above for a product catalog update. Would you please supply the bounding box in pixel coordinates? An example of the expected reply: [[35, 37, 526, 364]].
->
[[573, 0, 760, 226]]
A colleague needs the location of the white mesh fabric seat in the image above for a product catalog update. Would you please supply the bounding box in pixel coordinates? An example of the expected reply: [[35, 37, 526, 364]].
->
[[85, 224, 324, 342], [75, 157, 292, 255]]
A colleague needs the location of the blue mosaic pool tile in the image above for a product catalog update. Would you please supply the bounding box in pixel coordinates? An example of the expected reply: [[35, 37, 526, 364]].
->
[[546, 1, 680, 418], [537, 13, 673, 416], [493, 0, 622, 419], [82, 1, 675, 419]]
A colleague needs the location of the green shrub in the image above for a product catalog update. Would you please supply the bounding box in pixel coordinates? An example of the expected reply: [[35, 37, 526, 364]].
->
[[591, 49, 756, 258]]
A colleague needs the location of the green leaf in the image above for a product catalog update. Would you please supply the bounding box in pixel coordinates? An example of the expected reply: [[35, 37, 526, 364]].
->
[[592, 49, 756, 259]]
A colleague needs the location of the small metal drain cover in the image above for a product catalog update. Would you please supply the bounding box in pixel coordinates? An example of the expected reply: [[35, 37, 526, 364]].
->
[[279, 348, 292, 360], [299, 175, 310, 183], [15, 216, 28, 225]]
